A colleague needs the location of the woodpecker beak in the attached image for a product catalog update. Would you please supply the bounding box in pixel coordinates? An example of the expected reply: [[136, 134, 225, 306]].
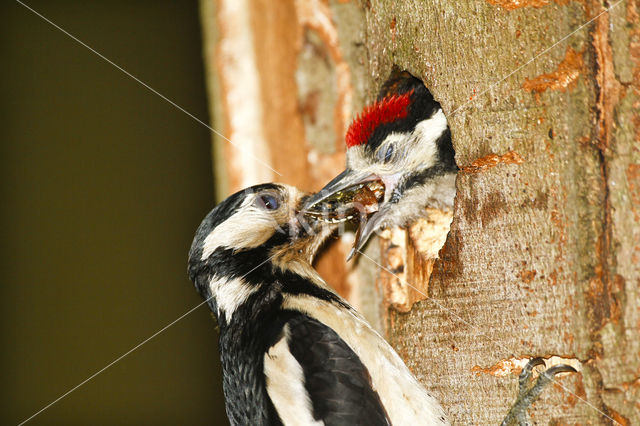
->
[[303, 169, 378, 209], [303, 169, 401, 260]]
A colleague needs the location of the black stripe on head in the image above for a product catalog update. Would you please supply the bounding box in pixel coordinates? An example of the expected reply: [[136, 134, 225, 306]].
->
[[391, 160, 456, 204], [434, 128, 458, 173]]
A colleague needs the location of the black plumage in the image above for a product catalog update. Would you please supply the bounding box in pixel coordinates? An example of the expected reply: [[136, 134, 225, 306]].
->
[[286, 314, 390, 425]]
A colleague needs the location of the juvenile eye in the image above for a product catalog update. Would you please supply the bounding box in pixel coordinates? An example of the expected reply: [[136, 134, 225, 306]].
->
[[383, 144, 394, 163], [256, 194, 280, 210]]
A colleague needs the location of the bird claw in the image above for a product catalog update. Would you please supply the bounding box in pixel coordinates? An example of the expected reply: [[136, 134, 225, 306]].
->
[[544, 364, 578, 376], [501, 358, 578, 426], [517, 357, 545, 396]]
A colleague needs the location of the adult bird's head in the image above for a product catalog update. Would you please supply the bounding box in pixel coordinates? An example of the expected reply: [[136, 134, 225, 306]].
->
[[303, 69, 458, 258], [188, 183, 338, 321]]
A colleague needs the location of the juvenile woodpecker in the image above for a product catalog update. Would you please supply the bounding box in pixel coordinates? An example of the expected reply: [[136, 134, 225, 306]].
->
[[303, 69, 458, 257], [301, 70, 577, 423], [188, 183, 449, 425]]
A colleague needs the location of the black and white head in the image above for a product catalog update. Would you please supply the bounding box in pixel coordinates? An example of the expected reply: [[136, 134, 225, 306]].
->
[[188, 183, 336, 322], [304, 69, 458, 257]]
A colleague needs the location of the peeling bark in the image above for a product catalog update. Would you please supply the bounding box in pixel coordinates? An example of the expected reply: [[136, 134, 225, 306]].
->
[[461, 150, 525, 173], [377, 209, 453, 314], [472, 355, 582, 377], [488, 0, 572, 11], [522, 46, 584, 94]]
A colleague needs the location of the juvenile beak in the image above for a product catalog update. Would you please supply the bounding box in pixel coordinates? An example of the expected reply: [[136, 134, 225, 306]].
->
[[302, 169, 377, 211], [303, 168, 402, 260], [347, 211, 386, 260]]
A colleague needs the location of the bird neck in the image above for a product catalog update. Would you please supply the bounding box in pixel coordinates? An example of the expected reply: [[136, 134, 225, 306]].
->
[[199, 244, 348, 327], [216, 284, 284, 425]]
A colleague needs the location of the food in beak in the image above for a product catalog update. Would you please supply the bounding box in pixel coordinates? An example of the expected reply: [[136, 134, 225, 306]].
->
[[302, 180, 386, 258], [303, 180, 384, 223]]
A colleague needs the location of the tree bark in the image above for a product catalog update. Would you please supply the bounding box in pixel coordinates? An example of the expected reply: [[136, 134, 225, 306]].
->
[[200, 0, 640, 423]]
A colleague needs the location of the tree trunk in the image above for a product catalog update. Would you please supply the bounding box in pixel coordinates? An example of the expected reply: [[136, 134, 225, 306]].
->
[[200, 0, 640, 423]]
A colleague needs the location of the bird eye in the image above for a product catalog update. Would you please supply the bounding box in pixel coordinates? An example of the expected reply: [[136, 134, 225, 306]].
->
[[256, 193, 280, 210], [383, 144, 394, 163]]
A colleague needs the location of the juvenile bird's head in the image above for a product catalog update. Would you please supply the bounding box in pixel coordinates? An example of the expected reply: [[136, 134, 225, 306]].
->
[[188, 183, 338, 322], [304, 69, 458, 257]]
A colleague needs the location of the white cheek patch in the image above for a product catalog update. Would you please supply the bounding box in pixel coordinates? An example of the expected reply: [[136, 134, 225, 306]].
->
[[264, 326, 322, 426], [201, 206, 280, 260], [378, 108, 447, 173], [209, 277, 259, 321], [409, 108, 447, 169]]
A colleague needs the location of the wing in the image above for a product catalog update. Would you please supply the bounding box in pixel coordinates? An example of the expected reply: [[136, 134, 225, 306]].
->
[[264, 313, 390, 426]]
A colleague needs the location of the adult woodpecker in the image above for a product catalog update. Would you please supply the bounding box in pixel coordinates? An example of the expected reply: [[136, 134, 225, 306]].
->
[[303, 69, 458, 258], [188, 183, 449, 425]]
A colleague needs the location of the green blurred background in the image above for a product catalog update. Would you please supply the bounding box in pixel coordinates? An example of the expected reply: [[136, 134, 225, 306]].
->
[[1, 1, 228, 424]]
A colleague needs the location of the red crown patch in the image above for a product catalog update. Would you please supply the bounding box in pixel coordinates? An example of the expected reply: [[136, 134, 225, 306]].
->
[[345, 91, 413, 148]]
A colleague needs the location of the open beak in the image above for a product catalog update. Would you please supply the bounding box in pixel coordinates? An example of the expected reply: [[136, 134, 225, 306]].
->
[[303, 169, 378, 210], [303, 169, 401, 260]]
